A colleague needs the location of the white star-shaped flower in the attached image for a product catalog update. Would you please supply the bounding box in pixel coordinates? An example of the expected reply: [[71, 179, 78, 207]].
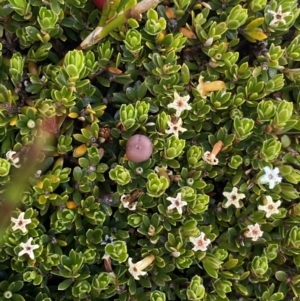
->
[[6, 150, 21, 168], [11, 212, 31, 233], [166, 193, 187, 215], [18, 237, 39, 259], [222, 187, 246, 208], [189, 232, 211, 252], [259, 166, 282, 189], [258, 195, 281, 218], [128, 254, 155, 280], [244, 223, 263, 241], [202, 151, 219, 165], [268, 5, 291, 27], [120, 194, 137, 211], [167, 92, 192, 117], [154, 166, 173, 177], [165, 117, 187, 138]]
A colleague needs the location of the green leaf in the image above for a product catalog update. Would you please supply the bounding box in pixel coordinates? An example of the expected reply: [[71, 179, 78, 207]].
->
[[275, 271, 288, 282], [9, 281, 24, 292], [50, 0, 61, 15], [128, 276, 136, 294], [11, 294, 25, 301], [58, 279, 73, 291], [222, 259, 238, 269], [203, 261, 218, 279]]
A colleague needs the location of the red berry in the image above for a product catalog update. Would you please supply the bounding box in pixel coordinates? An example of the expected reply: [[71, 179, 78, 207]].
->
[[93, 0, 105, 9]]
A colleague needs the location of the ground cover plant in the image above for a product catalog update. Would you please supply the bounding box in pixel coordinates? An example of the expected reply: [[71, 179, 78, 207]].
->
[[1, 0, 300, 300]]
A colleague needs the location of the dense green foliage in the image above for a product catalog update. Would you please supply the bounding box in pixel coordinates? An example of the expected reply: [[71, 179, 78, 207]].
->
[[1, 0, 300, 300]]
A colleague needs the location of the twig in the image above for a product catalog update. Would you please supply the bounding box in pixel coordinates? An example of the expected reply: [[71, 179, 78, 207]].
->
[[80, 0, 162, 49]]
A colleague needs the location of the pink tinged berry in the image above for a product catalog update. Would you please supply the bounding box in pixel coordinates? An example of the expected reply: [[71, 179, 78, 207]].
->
[[93, 0, 105, 9], [126, 134, 153, 163]]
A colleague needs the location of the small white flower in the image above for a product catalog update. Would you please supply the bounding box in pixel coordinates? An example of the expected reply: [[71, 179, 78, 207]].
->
[[154, 166, 173, 177], [165, 118, 187, 138], [259, 166, 282, 189], [202, 141, 223, 165], [6, 150, 21, 168], [11, 212, 31, 233], [128, 255, 155, 280], [120, 194, 137, 211], [258, 196, 281, 218], [34, 170, 42, 178], [167, 92, 192, 117], [101, 235, 114, 245], [190, 232, 211, 252], [223, 187, 246, 209], [202, 151, 219, 165], [268, 5, 291, 27], [244, 223, 263, 241], [166, 193, 187, 215], [18, 237, 39, 259]]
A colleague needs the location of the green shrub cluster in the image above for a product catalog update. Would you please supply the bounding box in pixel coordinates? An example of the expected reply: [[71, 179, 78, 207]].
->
[[1, 0, 300, 300]]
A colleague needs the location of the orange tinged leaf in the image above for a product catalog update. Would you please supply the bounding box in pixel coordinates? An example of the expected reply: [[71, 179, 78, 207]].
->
[[73, 144, 87, 158], [27, 62, 39, 76], [155, 32, 165, 43], [179, 27, 197, 39], [68, 112, 79, 118], [9, 115, 18, 126], [107, 67, 123, 74], [165, 6, 175, 19], [54, 157, 64, 169], [66, 201, 78, 209]]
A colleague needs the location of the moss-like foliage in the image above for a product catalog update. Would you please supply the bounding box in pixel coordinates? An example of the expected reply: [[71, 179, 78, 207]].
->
[[1, 0, 300, 300]]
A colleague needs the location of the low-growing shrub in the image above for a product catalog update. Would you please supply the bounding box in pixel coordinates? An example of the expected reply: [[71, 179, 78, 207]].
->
[[1, 0, 300, 300]]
